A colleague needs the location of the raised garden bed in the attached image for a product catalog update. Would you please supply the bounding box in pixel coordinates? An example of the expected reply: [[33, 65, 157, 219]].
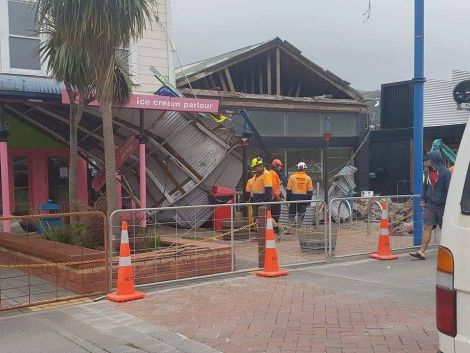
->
[[0, 233, 232, 294]]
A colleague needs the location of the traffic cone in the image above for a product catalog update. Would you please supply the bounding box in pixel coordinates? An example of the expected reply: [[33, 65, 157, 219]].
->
[[256, 211, 288, 277], [369, 202, 399, 260], [107, 221, 145, 302]]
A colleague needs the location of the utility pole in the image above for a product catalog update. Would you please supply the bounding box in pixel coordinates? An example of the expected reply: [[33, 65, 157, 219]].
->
[[413, 0, 424, 246]]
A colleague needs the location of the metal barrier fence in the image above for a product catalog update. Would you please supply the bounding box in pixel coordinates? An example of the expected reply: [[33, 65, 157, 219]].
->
[[328, 195, 437, 257], [109, 200, 327, 290], [0, 195, 435, 309], [0, 211, 108, 311]]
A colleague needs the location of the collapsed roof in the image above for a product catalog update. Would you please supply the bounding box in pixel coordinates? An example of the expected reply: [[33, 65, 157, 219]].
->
[[1, 73, 242, 226]]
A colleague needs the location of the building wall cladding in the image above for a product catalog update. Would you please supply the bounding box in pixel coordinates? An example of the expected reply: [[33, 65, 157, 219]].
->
[[424, 70, 470, 127], [380, 81, 413, 129], [0, 0, 172, 93]]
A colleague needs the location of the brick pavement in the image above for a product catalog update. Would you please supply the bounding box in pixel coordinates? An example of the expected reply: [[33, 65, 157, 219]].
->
[[116, 256, 438, 353]]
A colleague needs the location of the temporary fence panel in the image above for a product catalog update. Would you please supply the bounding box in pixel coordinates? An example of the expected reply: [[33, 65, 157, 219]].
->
[[328, 195, 435, 257], [109, 200, 327, 289], [0, 211, 108, 311]]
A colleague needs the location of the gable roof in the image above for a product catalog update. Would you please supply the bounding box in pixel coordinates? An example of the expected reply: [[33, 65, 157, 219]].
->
[[176, 37, 362, 101]]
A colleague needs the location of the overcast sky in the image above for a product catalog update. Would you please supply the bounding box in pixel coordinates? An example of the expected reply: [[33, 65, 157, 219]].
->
[[170, 0, 470, 91]]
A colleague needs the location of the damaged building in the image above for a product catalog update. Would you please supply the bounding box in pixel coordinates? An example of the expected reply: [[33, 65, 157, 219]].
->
[[176, 38, 369, 190]]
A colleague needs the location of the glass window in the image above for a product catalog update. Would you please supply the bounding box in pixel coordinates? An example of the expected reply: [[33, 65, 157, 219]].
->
[[462, 162, 470, 215], [116, 48, 130, 71], [327, 147, 353, 180], [324, 113, 357, 137], [286, 148, 322, 179], [13, 155, 30, 214], [48, 157, 69, 204], [248, 110, 285, 136], [286, 112, 322, 136], [8, 0, 41, 70], [9, 37, 41, 70]]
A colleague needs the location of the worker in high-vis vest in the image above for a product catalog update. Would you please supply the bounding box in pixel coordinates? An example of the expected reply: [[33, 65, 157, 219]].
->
[[247, 157, 273, 216], [269, 159, 283, 234], [286, 162, 313, 225]]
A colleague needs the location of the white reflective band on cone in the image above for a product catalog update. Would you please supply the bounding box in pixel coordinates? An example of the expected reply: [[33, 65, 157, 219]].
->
[[382, 210, 388, 219], [266, 218, 273, 229], [121, 230, 129, 244], [380, 228, 389, 236], [119, 256, 132, 267], [265, 240, 276, 248]]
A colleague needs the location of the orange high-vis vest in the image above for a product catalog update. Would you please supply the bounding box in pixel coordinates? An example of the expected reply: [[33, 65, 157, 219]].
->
[[245, 176, 255, 198], [269, 170, 281, 200], [247, 169, 272, 203], [287, 171, 313, 195]]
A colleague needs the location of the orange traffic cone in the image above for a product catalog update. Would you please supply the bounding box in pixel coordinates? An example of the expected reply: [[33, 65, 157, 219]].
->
[[107, 221, 145, 302], [369, 202, 399, 261], [256, 211, 288, 277]]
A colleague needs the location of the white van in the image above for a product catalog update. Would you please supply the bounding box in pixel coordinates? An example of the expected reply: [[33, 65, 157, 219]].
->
[[437, 119, 470, 353]]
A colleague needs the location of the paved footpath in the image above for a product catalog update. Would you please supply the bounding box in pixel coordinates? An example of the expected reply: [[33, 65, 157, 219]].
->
[[0, 251, 438, 353], [118, 252, 438, 353]]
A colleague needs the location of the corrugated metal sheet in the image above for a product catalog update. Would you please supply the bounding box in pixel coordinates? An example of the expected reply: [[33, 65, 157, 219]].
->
[[175, 40, 271, 80], [2, 78, 243, 227], [329, 166, 357, 222], [0, 73, 63, 95], [424, 70, 470, 127]]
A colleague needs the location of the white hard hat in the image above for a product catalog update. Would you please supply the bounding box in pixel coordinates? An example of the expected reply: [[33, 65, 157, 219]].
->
[[296, 162, 307, 170]]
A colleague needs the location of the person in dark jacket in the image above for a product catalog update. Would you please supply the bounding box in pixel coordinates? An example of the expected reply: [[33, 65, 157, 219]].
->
[[410, 151, 451, 260]]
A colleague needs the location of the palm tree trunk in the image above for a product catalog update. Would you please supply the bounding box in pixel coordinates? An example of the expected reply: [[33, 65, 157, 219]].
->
[[67, 89, 85, 212], [101, 102, 118, 217]]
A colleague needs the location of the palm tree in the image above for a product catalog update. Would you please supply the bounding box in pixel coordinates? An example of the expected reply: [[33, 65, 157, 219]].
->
[[37, 0, 155, 216], [38, 17, 94, 212]]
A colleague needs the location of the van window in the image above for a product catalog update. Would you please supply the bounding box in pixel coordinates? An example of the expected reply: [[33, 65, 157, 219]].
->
[[462, 162, 470, 215]]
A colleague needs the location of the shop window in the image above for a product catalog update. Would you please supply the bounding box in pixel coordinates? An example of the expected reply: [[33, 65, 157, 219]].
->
[[286, 148, 322, 178], [324, 113, 357, 137], [8, 0, 41, 71], [248, 111, 285, 136], [13, 155, 30, 214], [327, 148, 353, 180], [286, 112, 322, 136], [48, 157, 69, 205], [462, 162, 470, 215]]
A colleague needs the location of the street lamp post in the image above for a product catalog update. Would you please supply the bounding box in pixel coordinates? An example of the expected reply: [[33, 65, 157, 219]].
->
[[413, 0, 425, 246]]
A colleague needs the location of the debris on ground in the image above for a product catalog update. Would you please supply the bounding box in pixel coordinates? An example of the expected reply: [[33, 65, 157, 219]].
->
[[353, 198, 414, 235]]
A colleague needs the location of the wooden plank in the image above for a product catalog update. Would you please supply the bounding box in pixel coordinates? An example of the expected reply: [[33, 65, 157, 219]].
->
[[224, 68, 236, 92], [267, 52, 272, 95], [178, 88, 367, 113], [218, 71, 228, 91], [295, 82, 302, 97], [258, 66, 264, 95], [276, 47, 281, 96]]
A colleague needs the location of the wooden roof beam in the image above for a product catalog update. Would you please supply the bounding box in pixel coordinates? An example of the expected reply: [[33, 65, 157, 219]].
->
[[276, 47, 281, 96]]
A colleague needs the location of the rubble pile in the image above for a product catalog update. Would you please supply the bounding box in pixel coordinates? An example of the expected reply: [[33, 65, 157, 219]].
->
[[354, 198, 414, 235]]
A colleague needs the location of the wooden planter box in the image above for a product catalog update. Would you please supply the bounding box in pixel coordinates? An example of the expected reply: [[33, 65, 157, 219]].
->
[[0, 234, 232, 295]]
